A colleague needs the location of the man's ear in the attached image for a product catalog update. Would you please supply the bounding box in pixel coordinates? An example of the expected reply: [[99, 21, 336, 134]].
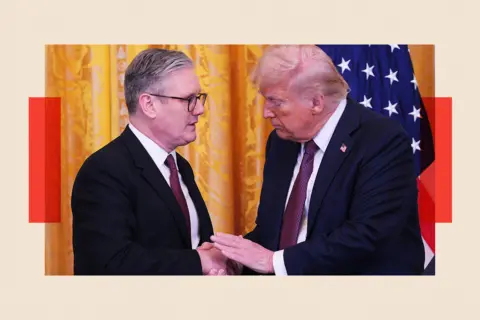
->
[[138, 93, 157, 119], [311, 93, 325, 115]]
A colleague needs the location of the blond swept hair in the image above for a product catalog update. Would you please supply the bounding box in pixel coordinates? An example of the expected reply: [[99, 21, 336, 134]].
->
[[251, 45, 349, 101]]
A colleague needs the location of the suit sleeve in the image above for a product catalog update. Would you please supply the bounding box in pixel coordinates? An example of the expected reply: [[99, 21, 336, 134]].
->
[[283, 125, 418, 275], [71, 157, 203, 275], [242, 130, 275, 275]]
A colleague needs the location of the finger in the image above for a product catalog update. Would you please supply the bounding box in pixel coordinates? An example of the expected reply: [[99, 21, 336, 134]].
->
[[220, 249, 244, 265], [207, 269, 218, 276], [217, 269, 227, 276], [211, 236, 239, 247], [198, 242, 214, 250], [213, 242, 238, 253], [214, 243, 251, 265], [211, 234, 248, 248], [211, 232, 242, 242]]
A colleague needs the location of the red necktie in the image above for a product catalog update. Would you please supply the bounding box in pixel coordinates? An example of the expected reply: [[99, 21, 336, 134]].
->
[[279, 140, 319, 250], [165, 154, 191, 231]]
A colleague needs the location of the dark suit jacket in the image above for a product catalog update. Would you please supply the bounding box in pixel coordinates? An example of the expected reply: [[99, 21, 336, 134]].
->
[[71, 125, 214, 275], [245, 98, 425, 275]]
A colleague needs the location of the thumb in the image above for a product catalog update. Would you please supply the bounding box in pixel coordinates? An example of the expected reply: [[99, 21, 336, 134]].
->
[[198, 242, 214, 250]]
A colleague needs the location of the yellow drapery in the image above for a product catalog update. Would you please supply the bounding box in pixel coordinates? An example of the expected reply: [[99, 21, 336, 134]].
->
[[44, 45, 434, 275]]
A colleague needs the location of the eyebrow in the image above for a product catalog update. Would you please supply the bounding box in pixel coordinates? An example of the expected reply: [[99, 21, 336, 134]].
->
[[261, 91, 282, 98], [265, 95, 282, 101], [181, 89, 202, 98]]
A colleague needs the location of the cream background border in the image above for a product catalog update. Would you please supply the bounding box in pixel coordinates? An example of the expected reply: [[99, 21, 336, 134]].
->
[[1, 0, 478, 318]]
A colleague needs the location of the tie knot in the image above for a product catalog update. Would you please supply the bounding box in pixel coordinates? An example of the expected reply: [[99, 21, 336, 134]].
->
[[304, 140, 318, 156], [165, 154, 177, 171]]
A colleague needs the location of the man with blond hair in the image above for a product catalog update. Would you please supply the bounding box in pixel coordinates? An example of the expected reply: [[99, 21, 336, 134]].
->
[[212, 45, 425, 275]]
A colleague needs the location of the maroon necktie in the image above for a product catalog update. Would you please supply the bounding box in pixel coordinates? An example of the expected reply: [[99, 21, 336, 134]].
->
[[279, 140, 319, 250], [165, 154, 191, 231]]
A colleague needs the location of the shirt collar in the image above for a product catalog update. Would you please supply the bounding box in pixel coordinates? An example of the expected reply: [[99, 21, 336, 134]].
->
[[128, 123, 178, 170], [310, 98, 347, 152]]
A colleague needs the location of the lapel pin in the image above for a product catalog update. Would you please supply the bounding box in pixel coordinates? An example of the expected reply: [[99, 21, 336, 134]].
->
[[340, 143, 347, 153]]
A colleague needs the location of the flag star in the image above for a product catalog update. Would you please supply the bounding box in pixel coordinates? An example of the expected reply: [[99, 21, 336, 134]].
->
[[362, 63, 375, 80], [359, 95, 373, 108], [337, 58, 351, 73], [384, 100, 399, 116], [411, 75, 418, 90], [409, 105, 422, 122], [389, 44, 400, 52], [385, 69, 399, 85], [411, 137, 421, 154]]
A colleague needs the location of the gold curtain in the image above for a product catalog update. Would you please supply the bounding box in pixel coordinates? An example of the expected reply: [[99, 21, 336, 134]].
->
[[45, 44, 434, 275]]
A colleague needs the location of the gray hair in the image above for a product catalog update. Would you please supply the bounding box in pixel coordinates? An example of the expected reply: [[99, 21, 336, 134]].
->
[[124, 48, 193, 114]]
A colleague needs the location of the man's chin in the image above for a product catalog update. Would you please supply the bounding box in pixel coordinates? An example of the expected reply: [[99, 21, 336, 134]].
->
[[275, 128, 291, 140], [182, 132, 197, 145]]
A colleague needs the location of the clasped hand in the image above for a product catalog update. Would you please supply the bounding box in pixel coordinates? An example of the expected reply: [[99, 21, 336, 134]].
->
[[197, 242, 241, 275], [210, 233, 274, 274], [198, 232, 275, 275]]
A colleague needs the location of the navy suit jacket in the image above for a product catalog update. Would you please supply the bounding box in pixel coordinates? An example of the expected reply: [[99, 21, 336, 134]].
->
[[245, 98, 425, 275]]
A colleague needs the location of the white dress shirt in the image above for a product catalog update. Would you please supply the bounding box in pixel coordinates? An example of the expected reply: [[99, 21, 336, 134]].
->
[[128, 123, 200, 249], [272, 98, 347, 275]]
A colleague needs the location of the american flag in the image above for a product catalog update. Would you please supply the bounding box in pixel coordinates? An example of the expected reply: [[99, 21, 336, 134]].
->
[[317, 44, 436, 275]]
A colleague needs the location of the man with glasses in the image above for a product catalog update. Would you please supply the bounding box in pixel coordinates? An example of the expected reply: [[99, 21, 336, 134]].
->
[[71, 48, 228, 275]]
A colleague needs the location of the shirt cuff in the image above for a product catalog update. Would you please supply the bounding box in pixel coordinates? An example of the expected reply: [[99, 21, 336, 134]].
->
[[272, 250, 288, 276]]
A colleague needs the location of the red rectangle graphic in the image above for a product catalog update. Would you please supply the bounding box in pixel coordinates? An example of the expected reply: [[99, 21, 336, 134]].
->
[[29, 97, 61, 223]]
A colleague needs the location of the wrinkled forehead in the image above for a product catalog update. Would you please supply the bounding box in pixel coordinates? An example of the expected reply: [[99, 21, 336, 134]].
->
[[259, 84, 290, 99], [254, 66, 295, 94]]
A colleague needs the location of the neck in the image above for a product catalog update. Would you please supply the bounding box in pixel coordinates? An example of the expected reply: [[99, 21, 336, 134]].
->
[[301, 100, 338, 142], [129, 116, 175, 153]]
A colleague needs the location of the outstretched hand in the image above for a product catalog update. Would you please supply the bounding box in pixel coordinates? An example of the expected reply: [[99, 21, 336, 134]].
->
[[210, 233, 274, 274]]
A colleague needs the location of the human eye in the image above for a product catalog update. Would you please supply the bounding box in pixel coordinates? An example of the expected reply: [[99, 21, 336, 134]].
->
[[266, 97, 283, 107]]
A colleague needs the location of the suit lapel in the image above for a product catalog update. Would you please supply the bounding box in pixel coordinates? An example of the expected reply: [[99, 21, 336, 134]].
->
[[269, 137, 301, 250], [121, 126, 191, 247], [307, 100, 361, 235], [176, 155, 214, 244]]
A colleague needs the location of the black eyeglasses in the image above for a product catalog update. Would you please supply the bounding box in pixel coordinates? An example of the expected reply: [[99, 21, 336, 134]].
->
[[146, 92, 208, 112]]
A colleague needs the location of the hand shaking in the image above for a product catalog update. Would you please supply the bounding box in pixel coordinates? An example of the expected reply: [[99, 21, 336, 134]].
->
[[197, 242, 243, 275], [210, 233, 274, 274], [197, 242, 228, 275]]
